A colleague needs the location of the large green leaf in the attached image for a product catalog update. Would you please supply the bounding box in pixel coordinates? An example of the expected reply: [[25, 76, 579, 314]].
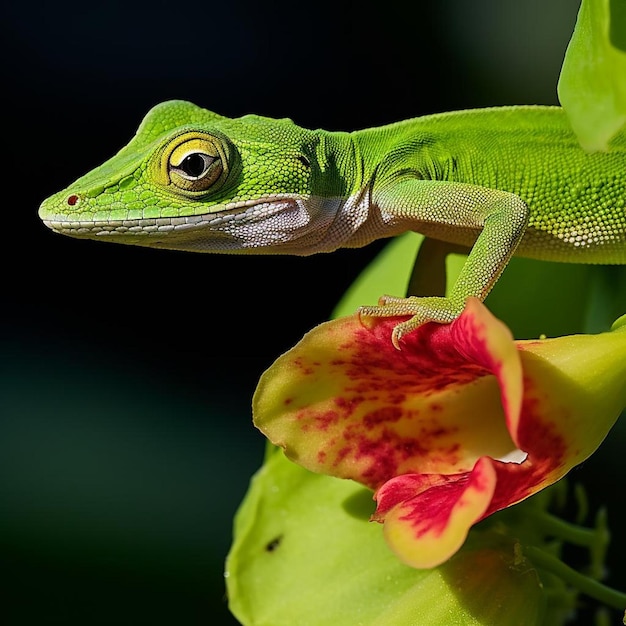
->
[[225, 451, 545, 626], [558, 0, 626, 150]]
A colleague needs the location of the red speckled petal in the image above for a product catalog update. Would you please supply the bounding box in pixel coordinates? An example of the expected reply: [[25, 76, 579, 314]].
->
[[374, 457, 497, 568], [485, 329, 626, 515], [253, 299, 523, 490], [451, 298, 523, 446]]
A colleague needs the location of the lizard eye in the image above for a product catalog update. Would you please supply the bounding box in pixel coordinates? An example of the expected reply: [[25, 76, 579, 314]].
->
[[172, 152, 217, 180], [161, 132, 229, 194]]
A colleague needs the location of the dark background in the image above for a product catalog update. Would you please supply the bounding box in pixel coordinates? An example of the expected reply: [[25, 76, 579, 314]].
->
[[3, 0, 623, 624]]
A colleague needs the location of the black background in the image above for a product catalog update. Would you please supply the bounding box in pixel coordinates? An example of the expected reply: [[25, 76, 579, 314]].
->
[[4, 1, 623, 624]]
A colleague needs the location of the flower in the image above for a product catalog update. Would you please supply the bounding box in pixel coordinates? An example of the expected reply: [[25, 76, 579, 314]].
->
[[252, 299, 626, 568]]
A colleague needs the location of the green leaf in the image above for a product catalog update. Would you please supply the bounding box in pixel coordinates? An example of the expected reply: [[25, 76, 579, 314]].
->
[[225, 451, 546, 626], [558, 0, 626, 150], [486, 259, 626, 337]]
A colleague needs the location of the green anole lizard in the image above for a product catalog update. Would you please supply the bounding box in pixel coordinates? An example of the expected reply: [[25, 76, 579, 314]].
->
[[39, 100, 626, 346]]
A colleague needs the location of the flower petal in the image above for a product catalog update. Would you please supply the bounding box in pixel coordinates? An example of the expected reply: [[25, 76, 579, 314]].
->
[[373, 457, 497, 568], [253, 300, 522, 490], [486, 325, 626, 512], [451, 298, 523, 445]]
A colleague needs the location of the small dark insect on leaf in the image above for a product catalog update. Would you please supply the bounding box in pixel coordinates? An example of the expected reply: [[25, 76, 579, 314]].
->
[[265, 535, 283, 552]]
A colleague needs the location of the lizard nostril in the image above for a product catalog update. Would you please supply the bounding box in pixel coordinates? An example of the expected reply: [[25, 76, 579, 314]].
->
[[67, 194, 80, 206]]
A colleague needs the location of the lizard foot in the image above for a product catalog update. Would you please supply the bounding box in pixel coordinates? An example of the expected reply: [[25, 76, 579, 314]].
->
[[358, 295, 463, 349]]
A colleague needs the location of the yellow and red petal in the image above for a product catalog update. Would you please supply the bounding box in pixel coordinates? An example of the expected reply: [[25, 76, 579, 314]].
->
[[451, 298, 523, 445], [253, 298, 523, 490], [374, 458, 497, 568]]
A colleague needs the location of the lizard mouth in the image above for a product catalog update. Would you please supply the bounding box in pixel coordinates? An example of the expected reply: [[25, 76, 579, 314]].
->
[[39, 194, 329, 254], [41, 195, 302, 238]]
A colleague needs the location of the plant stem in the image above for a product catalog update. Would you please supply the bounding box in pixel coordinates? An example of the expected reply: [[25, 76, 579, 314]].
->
[[525, 545, 626, 611]]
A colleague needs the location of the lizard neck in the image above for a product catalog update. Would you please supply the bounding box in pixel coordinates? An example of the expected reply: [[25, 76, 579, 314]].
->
[[285, 125, 417, 254], [289, 130, 394, 253]]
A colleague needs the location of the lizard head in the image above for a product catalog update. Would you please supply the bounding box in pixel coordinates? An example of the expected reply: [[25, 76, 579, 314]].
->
[[39, 100, 338, 254]]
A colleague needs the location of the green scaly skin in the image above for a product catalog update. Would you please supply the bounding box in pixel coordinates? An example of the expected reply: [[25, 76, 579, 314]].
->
[[39, 100, 626, 346]]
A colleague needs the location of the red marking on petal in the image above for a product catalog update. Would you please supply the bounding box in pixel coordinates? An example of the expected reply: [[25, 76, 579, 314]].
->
[[333, 395, 365, 417], [341, 320, 491, 397], [357, 433, 429, 485], [313, 410, 341, 430], [363, 406, 404, 428], [516, 385, 568, 463], [334, 446, 351, 466], [338, 422, 462, 487], [377, 472, 475, 538], [292, 356, 315, 376]]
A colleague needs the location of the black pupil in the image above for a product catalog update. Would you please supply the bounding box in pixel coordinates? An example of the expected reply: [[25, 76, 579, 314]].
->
[[181, 153, 209, 177]]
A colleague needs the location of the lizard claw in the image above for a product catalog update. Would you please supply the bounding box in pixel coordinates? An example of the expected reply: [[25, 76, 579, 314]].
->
[[358, 295, 464, 349], [390, 317, 425, 350]]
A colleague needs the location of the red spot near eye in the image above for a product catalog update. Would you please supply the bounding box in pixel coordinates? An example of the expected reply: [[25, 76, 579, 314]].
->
[[67, 194, 79, 206]]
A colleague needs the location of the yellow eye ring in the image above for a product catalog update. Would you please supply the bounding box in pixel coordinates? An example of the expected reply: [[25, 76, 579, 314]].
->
[[157, 131, 230, 194]]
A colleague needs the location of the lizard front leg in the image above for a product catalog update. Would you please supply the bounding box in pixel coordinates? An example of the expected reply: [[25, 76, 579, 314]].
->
[[362, 179, 529, 348]]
